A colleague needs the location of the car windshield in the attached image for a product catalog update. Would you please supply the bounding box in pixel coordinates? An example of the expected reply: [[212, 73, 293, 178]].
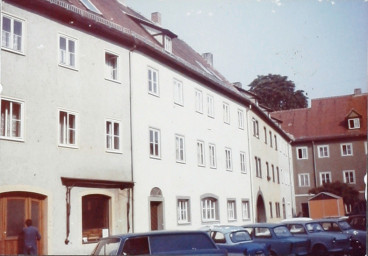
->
[[273, 226, 292, 238], [229, 231, 252, 243], [306, 223, 324, 233], [92, 237, 121, 256], [338, 221, 352, 230]]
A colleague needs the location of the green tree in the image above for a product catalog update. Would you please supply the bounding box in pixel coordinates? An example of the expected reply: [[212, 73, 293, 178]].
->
[[248, 74, 308, 111], [308, 181, 360, 206]]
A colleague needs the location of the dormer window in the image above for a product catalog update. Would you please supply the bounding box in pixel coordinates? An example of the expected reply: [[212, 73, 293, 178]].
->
[[164, 36, 172, 53], [348, 118, 360, 129], [79, 0, 102, 15]]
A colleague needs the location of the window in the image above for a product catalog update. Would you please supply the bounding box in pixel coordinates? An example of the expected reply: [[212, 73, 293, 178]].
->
[[164, 35, 172, 53], [276, 167, 280, 184], [225, 148, 232, 171], [82, 194, 110, 243], [269, 202, 273, 218], [173, 79, 183, 106], [59, 34, 76, 68], [266, 162, 270, 180], [106, 120, 121, 152], [275, 202, 281, 218], [149, 128, 161, 158], [298, 173, 310, 187], [272, 165, 275, 182], [79, 0, 102, 14], [201, 197, 218, 222], [59, 110, 77, 147], [269, 131, 273, 148], [197, 140, 205, 166], [240, 152, 246, 173], [241, 201, 250, 220], [237, 109, 244, 129], [175, 135, 185, 163], [223, 102, 230, 124], [320, 172, 332, 185], [343, 170, 355, 184], [195, 89, 203, 113], [255, 157, 262, 178], [252, 118, 259, 138], [207, 95, 214, 118], [348, 118, 360, 129], [264, 127, 267, 144], [227, 200, 236, 221], [177, 198, 190, 224], [0, 98, 24, 140], [318, 145, 329, 158], [148, 67, 159, 96], [341, 143, 353, 156], [2, 14, 24, 53], [209, 143, 217, 168], [274, 135, 278, 150], [105, 52, 118, 81], [296, 147, 308, 159]]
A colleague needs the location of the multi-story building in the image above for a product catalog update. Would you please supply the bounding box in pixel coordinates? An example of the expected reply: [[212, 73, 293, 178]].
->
[[272, 89, 367, 217], [0, 0, 295, 254]]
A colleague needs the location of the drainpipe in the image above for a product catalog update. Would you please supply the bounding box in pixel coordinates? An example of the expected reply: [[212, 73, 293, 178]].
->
[[245, 106, 255, 223], [312, 141, 317, 187], [287, 141, 295, 217]]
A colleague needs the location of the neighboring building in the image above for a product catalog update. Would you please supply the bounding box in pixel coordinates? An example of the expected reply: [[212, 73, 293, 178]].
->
[[271, 89, 367, 217], [0, 0, 294, 254]]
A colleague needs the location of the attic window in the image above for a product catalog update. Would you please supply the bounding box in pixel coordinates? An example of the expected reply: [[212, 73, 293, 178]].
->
[[79, 0, 102, 15], [164, 36, 172, 53], [348, 118, 360, 129]]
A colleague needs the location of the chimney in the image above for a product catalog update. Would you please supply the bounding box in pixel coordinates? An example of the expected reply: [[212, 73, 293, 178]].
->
[[151, 12, 161, 25], [233, 82, 243, 89], [354, 88, 361, 95], [202, 52, 213, 67]]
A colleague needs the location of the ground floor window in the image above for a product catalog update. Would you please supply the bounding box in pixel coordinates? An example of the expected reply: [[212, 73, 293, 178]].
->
[[201, 197, 218, 222]]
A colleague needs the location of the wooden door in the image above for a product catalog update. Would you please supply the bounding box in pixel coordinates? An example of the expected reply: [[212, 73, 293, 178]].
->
[[0, 192, 45, 255], [150, 201, 163, 231]]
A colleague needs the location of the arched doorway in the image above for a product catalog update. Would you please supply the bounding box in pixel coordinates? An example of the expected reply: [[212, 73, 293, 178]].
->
[[256, 195, 266, 223], [0, 192, 46, 255], [149, 187, 164, 231]]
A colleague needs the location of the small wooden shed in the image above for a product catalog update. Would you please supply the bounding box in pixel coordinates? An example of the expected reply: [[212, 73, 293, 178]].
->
[[308, 192, 345, 219]]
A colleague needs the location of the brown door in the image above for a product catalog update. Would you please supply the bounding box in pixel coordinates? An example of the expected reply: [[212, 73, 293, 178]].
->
[[0, 192, 45, 255], [150, 201, 163, 231]]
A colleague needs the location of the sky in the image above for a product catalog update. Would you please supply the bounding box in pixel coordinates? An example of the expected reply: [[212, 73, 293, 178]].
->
[[124, 0, 368, 103]]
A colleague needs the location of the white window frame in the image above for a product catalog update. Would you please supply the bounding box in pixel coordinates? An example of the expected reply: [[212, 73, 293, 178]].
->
[[227, 200, 236, 221], [0, 97, 24, 141], [175, 134, 186, 163], [298, 173, 310, 187], [149, 127, 161, 159], [148, 67, 159, 96], [197, 140, 205, 167], [320, 171, 332, 185], [105, 119, 122, 153], [173, 79, 183, 106], [58, 34, 77, 69], [195, 89, 203, 114], [241, 200, 250, 220], [58, 109, 78, 148], [343, 170, 356, 184], [252, 118, 259, 138], [209, 143, 217, 169], [164, 35, 172, 53], [269, 131, 273, 148], [264, 127, 267, 144], [105, 51, 119, 82], [177, 198, 190, 224], [255, 156, 262, 178], [225, 147, 232, 171], [207, 94, 215, 118], [223, 102, 230, 124], [318, 145, 329, 158], [2, 13, 25, 53], [240, 152, 246, 174], [274, 135, 278, 150], [348, 118, 360, 129], [296, 147, 308, 159], [201, 197, 218, 222], [341, 143, 353, 156], [237, 109, 244, 129]]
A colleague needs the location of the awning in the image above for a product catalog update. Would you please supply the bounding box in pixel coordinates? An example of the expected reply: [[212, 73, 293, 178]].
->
[[61, 177, 134, 190]]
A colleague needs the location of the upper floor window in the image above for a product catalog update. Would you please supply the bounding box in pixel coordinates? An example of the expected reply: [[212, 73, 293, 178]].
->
[[0, 98, 24, 140], [164, 35, 172, 53], [240, 152, 246, 174], [264, 127, 267, 144], [298, 173, 310, 187], [209, 143, 217, 168], [207, 94, 215, 118], [227, 200, 236, 221], [252, 118, 259, 138], [148, 67, 159, 96], [296, 147, 308, 159], [269, 131, 273, 148], [59, 34, 77, 68], [197, 140, 205, 166], [255, 156, 262, 178], [348, 118, 360, 129], [2, 14, 24, 53], [195, 90, 203, 113], [177, 198, 190, 224], [237, 109, 244, 129], [318, 145, 329, 158], [341, 143, 353, 156], [223, 102, 230, 124], [173, 79, 183, 106], [59, 110, 78, 147], [105, 52, 119, 81], [274, 135, 278, 150], [320, 171, 332, 185], [106, 120, 121, 152], [149, 128, 161, 158], [225, 148, 232, 171], [343, 170, 355, 184], [175, 134, 185, 163], [201, 197, 218, 222]]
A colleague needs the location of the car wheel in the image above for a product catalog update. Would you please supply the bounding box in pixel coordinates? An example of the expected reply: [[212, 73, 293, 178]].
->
[[270, 251, 277, 256], [312, 245, 328, 256]]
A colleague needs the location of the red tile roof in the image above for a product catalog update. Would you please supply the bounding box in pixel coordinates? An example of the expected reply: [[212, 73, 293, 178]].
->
[[271, 92, 367, 141]]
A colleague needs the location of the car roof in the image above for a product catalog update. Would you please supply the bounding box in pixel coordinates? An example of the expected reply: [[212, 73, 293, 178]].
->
[[243, 223, 286, 228], [101, 230, 210, 240], [314, 218, 347, 222], [207, 225, 248, 233]]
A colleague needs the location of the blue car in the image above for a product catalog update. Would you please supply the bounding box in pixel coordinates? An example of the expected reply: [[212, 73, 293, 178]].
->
[[204, 225, 270, 256], [282, 219, 351, 256], [242, 223, 310, 256]]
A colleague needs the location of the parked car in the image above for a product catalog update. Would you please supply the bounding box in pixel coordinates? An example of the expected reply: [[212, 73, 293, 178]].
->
[[242, 223, 310, 256], [202, 225, 270, 256], [315, 217, 366, 256], [91, 230, 227, 255], [282, 219, 351, 256], [346, 214, 366, 231]]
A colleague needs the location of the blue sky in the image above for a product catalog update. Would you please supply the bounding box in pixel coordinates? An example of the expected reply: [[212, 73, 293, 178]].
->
[[125, 0, 368, 102]]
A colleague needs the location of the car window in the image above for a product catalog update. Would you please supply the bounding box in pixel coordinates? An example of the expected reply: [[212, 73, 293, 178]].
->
[[306, 223, 323, 233], [254, 227, 271, 238], [211, 231, 226, 244], [122, 237, 150, 255], [273, 226, 292, 238], [288, 224, 306, 234], [321, 222, 340, 232], [338, 221, 352, 230], [93, 237, 121, 256], [230, 231, 251, 243]]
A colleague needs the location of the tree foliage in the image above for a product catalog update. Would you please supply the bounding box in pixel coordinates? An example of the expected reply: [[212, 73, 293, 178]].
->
[[248, 74, 308, 111], [308, 181, 360, 205]]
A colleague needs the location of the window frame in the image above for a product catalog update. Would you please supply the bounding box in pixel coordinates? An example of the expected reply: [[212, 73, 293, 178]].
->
[[197, 140, 205, 167], [195, 89, 203, 114], [348, 118, 360, 129], [209, 143, 217, 169], [175, 134, 186, 163], [317, 145, 329, 158], [227, 199, 237, 221], [201, 196, 219, 223], [237, 109, 244, 129], [223, 102, 230, 124], [177, 197, 191, 224], [149, 127, 161, 159], [164, 35, 172, 53], [240, 152, 246, 174], [1, 13, 25, 54], [320, 171, 332, 185], [341, 143, 353, 156], [343, 170, 355, 184], [241, 200, 250, 220], [296, 147, 308, 159], [173, 79, 184, 106], [104, 51, 119, 82], [225, 147, 232, 171], [0, 97, 24, 141], [252, 118, 259, 138], [58, 109, 78, 148], [58, 33, 77, 69], [207, 94, 215, 118], [298, 173, 310, 187], [255, 156, 262, 178], [105, 119, 122, 153], [148, 67, 159, 96]]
